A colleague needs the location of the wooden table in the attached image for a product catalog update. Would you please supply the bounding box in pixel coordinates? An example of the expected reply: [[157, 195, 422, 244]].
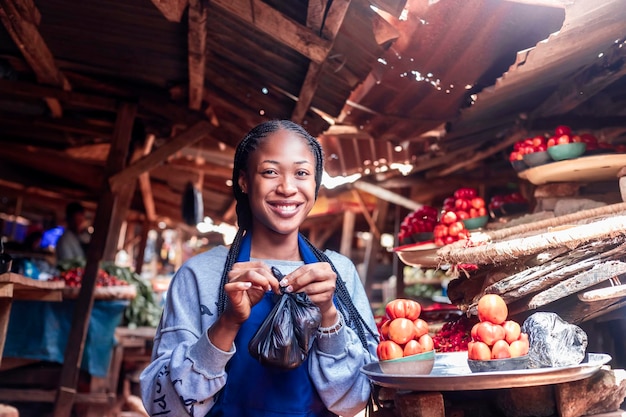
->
[[0, 272, 64, 367]]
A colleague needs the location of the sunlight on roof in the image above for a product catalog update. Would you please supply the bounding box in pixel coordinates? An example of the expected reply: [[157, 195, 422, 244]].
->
[[322, 170, 361, 189]]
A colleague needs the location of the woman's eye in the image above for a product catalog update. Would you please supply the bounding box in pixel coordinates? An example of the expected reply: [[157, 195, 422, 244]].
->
[[262, 169, 278, 176], [296, 170, 310, 177]]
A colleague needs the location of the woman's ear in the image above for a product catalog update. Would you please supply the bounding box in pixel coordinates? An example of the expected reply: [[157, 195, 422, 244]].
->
[[238, 171, 248, 194]]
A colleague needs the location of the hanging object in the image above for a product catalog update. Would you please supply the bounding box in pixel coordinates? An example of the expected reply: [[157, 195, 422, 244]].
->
[[182, 182, 204, 226]]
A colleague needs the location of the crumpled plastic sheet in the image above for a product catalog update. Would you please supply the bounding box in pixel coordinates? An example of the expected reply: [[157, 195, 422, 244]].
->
[[521, 312, 588, 368]]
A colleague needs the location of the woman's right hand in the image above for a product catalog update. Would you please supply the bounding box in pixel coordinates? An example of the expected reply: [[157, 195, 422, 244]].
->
[[223, 261, 281, 324]]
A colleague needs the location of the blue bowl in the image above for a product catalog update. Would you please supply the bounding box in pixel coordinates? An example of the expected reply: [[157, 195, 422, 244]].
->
[[547, 143, 586, 161]]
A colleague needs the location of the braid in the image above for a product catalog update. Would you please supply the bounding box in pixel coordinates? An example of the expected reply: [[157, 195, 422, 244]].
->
[[217, 228, 245, 314], [300, 234, 377, 350]]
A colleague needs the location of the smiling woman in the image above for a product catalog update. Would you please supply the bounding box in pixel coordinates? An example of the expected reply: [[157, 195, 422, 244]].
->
[[140, 120, 379, 417]]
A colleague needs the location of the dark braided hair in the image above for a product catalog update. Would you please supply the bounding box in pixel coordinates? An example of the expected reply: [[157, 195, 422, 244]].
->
[[217, 120, 376, 349]]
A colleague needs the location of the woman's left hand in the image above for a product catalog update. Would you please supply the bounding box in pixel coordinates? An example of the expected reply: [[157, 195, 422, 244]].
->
[[280, 262, 337, 321]]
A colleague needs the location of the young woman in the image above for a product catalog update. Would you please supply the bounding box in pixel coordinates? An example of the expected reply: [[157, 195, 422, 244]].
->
[[140, 120, 379, 417]]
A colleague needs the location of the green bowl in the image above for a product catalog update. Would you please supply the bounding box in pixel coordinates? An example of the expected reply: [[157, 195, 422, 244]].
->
[[379, 349, 435, 375], [462, 215, 489, 230], [547, 142, 586, 161]]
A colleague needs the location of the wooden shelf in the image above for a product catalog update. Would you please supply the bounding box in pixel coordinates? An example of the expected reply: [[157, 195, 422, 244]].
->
[[0, 272, 64, 302], [518, 153, 626, 185]]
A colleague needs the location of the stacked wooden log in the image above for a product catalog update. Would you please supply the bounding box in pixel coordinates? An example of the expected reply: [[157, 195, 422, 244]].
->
[[440, 203, 626, 324]]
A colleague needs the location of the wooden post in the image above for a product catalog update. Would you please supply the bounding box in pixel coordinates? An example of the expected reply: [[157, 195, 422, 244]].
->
[[53, 102, 137, 417], [340, 210, 355, 258]]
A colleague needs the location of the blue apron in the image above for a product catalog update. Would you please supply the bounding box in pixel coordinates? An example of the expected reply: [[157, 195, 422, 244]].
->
[[207, 233, 335, 417]]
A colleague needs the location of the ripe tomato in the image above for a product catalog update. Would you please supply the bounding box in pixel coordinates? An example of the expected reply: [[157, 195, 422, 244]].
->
[[468, 341, 491, 360], [556, 134, 571, 145], [377, 340, 404, 361], [456, 210, 469, 220], [471, 322, 480, 340], [413, 318, 429, 338], [478, 207, 487, 217], [509, 339, 529, 358], [403, 339, 425, 356], [475, 321, 505, 346], [477, 294, 508, 324], [388, 318, 416, 345], [491, 340, 511, 359], [418, 334, 434, 352], [447, 221, 465, 237], [502, 320, 521, 344], [441, 211, 458, 225], [385, 298, 421, 320], [379, 320, 391, 341], [433, 224, 448, 238], [471, 197, 485, 209], [555, 125, 572, 136], [547, 137, 556, 147]]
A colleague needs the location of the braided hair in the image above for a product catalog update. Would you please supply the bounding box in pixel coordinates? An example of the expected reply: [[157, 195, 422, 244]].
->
[[216, 120, 376, 349]]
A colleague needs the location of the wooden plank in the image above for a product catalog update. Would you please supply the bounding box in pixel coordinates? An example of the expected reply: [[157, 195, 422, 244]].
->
[[210, 0, 332, 64], [108, 120, 214, 192], [0, 0, 69, 116], [527, 261, 626, 309], [188, 0, 207, 110]]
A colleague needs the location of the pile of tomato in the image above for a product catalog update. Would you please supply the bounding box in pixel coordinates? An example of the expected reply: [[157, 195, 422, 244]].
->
[[398, 205, 439, 244], [376, 299, 434, 361], [53, 267, 129, 288], [468, 294, 529, 360]]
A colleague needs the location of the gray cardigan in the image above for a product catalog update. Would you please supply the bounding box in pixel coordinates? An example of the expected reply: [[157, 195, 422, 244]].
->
[[140, 245, 379, 417]]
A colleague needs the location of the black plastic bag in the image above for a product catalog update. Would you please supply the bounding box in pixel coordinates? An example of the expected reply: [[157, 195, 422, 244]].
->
[[248, 284, 322, 370], [521, 312, 588, 368]]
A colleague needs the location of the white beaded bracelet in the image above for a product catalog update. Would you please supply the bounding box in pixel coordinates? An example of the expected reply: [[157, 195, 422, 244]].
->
[[317, 312, 344, 337]]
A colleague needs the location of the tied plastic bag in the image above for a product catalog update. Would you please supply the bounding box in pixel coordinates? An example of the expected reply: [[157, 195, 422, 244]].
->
[[248, 267, 322, 370], [521, 312, 588, 368]]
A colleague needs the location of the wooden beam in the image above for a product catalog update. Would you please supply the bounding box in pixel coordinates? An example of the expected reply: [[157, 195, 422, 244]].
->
[[0, 0, 70, 116], [0, 143, 104, 189], [53, 103, 135, 417], [0, 78, 116, 112], [149, 0, 188, 22], [103, 103, 140, 261], [138, 135, 157, 222], [428, 130, 526, 178], [352, 189, 380, 240], [292, 0, 351, 123], [352, 181, 421, 211], [109, 120, 214, 192], [188, 0, 207, 110], [340, 210, 355, 258], [210, 0, 332, 64]]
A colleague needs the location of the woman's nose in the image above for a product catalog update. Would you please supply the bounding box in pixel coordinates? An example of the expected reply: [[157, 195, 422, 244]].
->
[[277, 175, 297, 194]]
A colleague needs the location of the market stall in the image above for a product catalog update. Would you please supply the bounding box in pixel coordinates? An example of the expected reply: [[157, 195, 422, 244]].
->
[[374, 174, 626, 417]]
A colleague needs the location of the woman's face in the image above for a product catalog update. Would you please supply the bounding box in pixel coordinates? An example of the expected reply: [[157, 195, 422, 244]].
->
[[238, 129, 318, 237]]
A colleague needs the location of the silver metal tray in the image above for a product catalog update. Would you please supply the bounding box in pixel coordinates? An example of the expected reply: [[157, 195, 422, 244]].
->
[[361, 352, 611, 391]]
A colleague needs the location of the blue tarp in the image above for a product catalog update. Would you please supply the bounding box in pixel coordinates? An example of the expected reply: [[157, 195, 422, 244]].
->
[[3, 299, 128, 377]]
